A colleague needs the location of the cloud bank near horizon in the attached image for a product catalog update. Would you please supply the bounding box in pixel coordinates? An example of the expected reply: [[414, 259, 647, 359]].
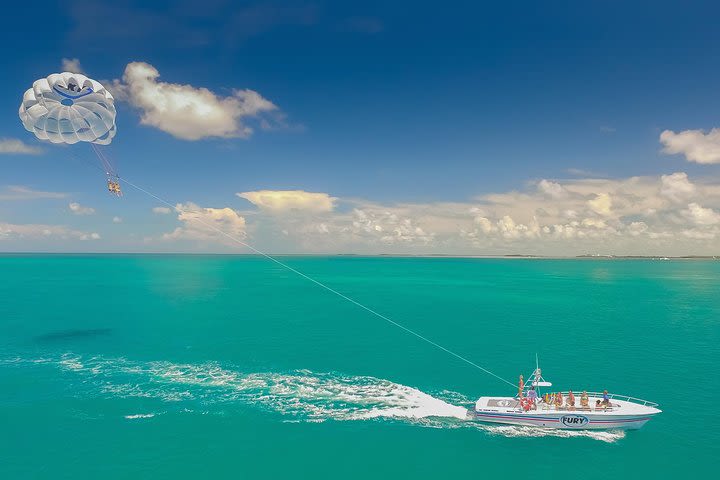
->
[[2, 170, 719, 255], [79, 171, 720, 255], [225, 172, 720, 256]]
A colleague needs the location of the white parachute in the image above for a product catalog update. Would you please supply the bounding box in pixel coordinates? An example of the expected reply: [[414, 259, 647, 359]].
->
[[19, 72, 116, 145], [19, 72, 121, 195]]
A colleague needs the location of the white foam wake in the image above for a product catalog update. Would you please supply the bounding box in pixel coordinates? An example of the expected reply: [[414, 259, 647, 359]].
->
[[124, 413, 157, 420], [480, 424, 625, 443], [4, 353, 624, 442], [146, 362, 469, 422]]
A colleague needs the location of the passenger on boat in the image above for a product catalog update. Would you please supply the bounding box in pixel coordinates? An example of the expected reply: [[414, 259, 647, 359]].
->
[[555, 392, 564, 408], [601, 389, 610, 407], [517, 375, 524, 399], [527, 386, 537, 410], [595, 399, 603, 409], [580, 390, 589, 408], [543, 392, 550, 405], [567, 390, 576, 409]]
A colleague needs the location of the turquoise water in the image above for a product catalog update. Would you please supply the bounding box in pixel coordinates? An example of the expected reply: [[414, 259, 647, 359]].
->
[[1, 255, 718, 478]]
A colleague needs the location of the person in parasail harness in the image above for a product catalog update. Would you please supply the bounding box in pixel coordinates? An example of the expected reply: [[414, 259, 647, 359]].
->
[[107, 178, 122, 196]]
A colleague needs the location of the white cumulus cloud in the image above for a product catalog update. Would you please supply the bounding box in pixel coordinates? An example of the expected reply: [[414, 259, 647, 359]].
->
[[472, 214, 540, 239], [660, 128, 720, 164], [588, 193, 612, 216], [683, 203, 720, 226], [238, 190, 336, 214], [113, 62, 279, 140], [660, 172, 696, 203], [350, 208, 434, 245], [61, 58, 84, 74], [69, 202, 95, 215], [537, 179, 567, 198], [163, 202, 247, 244]]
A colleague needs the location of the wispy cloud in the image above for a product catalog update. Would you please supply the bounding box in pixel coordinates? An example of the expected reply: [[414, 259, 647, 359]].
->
[[0, 222, 99, 241], [69, 1, 317, 48], [0, 186, 67, 201], [566, 168, 607, 178], [152, 206, 172, 214], [338, 16, 384, 34], [0, 138, 43, 155], [222, 3, 318, 42]]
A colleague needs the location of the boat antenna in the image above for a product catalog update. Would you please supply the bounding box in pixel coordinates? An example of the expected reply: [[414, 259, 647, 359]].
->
[[114, 175, 518, 389]]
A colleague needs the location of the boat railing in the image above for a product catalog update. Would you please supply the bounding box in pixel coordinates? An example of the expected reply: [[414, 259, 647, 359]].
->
[[534, 399, 615, 413], [555, 391, 659, 407]]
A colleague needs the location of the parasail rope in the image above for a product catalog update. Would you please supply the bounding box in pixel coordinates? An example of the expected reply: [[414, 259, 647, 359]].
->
[[116, 175, 517, 389], [90, 143, 116, 177]]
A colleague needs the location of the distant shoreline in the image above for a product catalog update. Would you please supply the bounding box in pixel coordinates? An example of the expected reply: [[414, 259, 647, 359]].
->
[[0, 252, 718, 259]]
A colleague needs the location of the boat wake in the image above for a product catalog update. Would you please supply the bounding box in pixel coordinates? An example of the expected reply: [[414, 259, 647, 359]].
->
[[2, 353, 624, 443], [480, 424, 624, 443]]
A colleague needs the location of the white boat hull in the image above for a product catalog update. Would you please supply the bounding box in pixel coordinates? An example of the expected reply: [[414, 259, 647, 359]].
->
[[472, 395, 661, 430], [471, 410, 653, 430]]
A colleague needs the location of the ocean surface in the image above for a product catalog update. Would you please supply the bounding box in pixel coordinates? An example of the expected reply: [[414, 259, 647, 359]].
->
[[1, 255, 718, 478]]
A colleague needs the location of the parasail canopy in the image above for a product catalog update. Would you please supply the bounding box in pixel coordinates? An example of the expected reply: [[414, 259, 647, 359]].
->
[[19, 72, 116, 145]]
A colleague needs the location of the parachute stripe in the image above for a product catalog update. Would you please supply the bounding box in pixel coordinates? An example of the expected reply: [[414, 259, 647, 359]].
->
[[52, 86, 95, 100]]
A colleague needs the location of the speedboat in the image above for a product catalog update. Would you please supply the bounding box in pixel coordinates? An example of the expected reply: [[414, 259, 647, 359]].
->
[[470, 361, 661, 430]]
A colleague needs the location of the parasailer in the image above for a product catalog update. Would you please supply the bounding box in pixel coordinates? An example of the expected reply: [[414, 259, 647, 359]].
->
[[107, 178, 122, 196], [19, 71, 121, 195]]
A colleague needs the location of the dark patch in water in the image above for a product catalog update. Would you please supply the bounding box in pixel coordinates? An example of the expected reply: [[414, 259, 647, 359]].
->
[[35, 328, 112, 342]]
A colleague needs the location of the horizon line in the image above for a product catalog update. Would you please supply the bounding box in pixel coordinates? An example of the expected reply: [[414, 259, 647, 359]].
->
[[0, 252, 718, 259]]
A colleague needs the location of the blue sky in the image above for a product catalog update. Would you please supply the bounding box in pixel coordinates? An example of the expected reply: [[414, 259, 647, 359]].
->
[[2, 1, 720, 254]]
